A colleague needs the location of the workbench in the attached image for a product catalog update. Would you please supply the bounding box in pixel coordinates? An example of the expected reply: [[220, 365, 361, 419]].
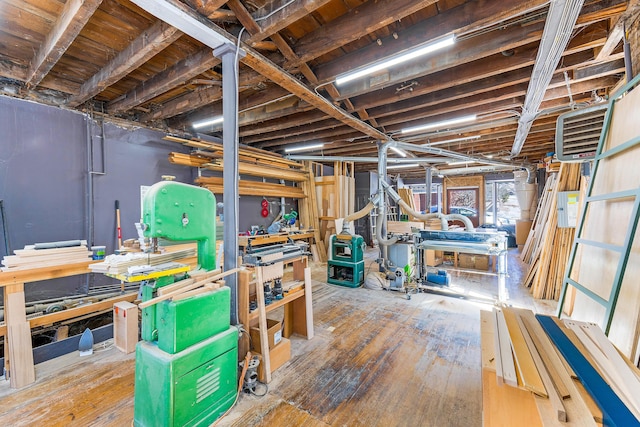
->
[[238, 256, 313, 383], [238, 231, 315, 250], [0, 261, 136, 389]]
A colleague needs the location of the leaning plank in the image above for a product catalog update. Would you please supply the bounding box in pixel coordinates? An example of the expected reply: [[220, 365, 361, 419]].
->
[[255, 266, 271, 383], [157, 268, 222, 296], [537, 315, 640, 427], [516, 308, 572, 399], [138, 268, 241, 309], [516, 313, 566, 421], [492, 310, 505, 385], [565, 320, 640, 418], [495, 308, 518, 387], [502, 307, 547, 396]]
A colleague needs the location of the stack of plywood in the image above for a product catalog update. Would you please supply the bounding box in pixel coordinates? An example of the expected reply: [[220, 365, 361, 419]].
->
[[1, 241, 92, 271], [521, 162, 582, 300]]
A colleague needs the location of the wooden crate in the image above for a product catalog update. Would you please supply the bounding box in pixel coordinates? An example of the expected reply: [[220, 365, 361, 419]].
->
[[113, 301, 138, 354]]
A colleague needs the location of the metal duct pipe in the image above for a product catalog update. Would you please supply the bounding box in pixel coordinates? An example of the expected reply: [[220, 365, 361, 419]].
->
[[510, 0, 585, 157], [288, 155, 448, 163], [376, 143, 397, 248], [382, 181, 475, 231]]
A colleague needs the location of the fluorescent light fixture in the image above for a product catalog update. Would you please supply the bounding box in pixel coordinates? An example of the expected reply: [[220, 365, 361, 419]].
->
[[130, 0, 230, 49], [402, 115, 477, 135], [335, 35, 455, 86], [387, 163, 419, 169], [422, 135, 480, 146], [390, 146, 408, 157], [193, 116, 223, 129], [285, 143, 324, 153], [447, 160, 475, 166]]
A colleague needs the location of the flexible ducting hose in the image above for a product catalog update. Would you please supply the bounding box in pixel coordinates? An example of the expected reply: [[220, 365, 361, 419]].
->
[[344, 201, 375, 223], [376, 202, 398, 246]]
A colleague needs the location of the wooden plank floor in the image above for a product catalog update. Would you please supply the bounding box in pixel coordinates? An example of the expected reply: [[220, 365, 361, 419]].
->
[[0, 248, 553, 426]]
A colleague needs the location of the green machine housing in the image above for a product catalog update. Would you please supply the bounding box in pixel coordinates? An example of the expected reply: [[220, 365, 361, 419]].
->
[[327, 233, 366, 288], [134, 181, 237, 427]]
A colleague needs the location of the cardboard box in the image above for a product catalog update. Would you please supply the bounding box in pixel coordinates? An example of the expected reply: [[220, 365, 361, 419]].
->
[[516, 220, 533, 245], [113, 301, 138, 354], [458, 253, 490, 270], [424, 249, 444, 267], [250, 319, 282, 351], [255, 338, 291, 382]]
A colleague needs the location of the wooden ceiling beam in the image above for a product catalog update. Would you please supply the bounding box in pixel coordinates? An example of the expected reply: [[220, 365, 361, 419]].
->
[[26, 0, 103, 88], [240, 110, 331, 137], [182, 0, 228, 17], [107, 48, 218, 113], [314, 0, 551, 82], [68, 20, 182, 107], [255, 128, 362, 149], [241, 117, 343, 144], [140, 68, 265, 121], [291, 0, 439, 65], [249, 0, 333, 44]]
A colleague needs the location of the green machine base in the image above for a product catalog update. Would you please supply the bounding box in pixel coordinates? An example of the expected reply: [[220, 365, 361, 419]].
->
[[327, 259, 365, 288], [133, 326, 238, 427]]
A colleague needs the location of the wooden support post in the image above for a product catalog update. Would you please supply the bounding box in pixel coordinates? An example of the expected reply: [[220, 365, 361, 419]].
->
[[255, 266, 271, 383], [238, 269, 252, 360], [4, 284, 35, 389]]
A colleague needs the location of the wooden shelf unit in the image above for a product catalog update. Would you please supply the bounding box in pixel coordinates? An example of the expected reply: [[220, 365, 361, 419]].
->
[[238, 257, 314, 383]]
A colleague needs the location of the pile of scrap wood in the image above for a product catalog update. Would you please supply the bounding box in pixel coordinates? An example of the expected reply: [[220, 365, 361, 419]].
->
[[521, 162, 582, 299], [1, 240, 92, 271], [488, 306, 640, 425], [89, 244, 196, 275], [137, 268, 239, 309]]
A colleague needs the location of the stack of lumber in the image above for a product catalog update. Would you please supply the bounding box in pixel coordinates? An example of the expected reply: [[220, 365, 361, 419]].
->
[[296, 162, 326, 262], [194, 176, 305, 199], [485, 306, 640, 425], [521, 162, 582, 299], [89, 245, 196, 275], [1, 241, 92, 271], [397, 188, 420, 220], [165, 136, 307, 183]]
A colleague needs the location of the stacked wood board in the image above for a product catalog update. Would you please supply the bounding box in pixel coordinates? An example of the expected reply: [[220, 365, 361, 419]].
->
[[484, 306, 640, 426], [1, 241, 92, 272], [194, 176, 306, 199], [89, 245, 196, 275], [297, 162, 326, 262], [521, 162, 582, 300]]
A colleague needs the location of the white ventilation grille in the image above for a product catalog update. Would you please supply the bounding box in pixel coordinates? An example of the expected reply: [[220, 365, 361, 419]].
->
[[555, 103, 608, 162]]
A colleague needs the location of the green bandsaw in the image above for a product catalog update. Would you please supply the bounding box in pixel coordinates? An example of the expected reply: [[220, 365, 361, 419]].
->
[[134, 180, 238, 427]]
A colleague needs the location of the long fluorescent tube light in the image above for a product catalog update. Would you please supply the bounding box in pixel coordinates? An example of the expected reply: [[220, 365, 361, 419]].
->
[[335, 35, 455, 86], [390, 146, 408, 157], [130, 0, 230, 49], [387, 163, 419, 169], [285, 143, 324, 153], [402, 115, 477, 135], [193, 116, 223, 129], [422, 135, 481, 146], [447, 160, 475, 166]]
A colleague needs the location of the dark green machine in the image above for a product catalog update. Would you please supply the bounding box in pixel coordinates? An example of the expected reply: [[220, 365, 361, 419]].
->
[[133, 181, 237, 427], [327, 233, 366, 288]]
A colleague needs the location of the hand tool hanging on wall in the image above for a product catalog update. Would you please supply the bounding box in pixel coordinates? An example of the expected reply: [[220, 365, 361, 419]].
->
[[115, 200, 122, 250], [261, 198, 269, 218], [0, 199, 11, 258]]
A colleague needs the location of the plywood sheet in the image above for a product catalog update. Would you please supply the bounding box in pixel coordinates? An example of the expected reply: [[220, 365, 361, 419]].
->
[[571, 84, 640, 359]]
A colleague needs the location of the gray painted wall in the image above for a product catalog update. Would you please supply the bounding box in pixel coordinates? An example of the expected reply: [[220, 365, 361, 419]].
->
[[0, 96, 295, 301]]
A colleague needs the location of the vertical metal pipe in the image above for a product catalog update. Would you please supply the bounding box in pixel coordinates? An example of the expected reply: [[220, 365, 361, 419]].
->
[[624, 23, 633, 83], [215, 43, 245, 325], [424, 166, 432, 213]]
